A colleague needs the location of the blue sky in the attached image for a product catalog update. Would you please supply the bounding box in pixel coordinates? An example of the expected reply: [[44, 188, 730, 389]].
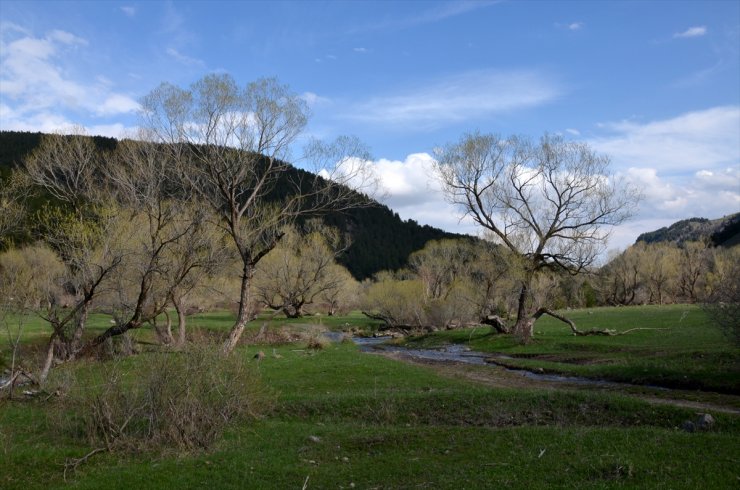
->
[[1, 0, 738, 253]]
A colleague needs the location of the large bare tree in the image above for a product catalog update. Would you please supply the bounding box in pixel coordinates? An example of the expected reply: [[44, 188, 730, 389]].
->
[[77, 137, 216, 353], [139, 74, 377, 353], [434, 132, 640, 341]]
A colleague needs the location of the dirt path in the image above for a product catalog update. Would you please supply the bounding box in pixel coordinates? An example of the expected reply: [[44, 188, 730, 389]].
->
[[370, 350, 740, 415]]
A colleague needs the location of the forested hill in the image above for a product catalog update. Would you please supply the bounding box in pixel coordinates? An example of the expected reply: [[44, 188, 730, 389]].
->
[[0, 130, 462, 279], [636, 213, 740, 248]]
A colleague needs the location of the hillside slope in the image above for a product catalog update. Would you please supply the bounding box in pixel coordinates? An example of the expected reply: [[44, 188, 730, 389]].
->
[[0, 130, 461, 279], [636, 213, 740, 248]]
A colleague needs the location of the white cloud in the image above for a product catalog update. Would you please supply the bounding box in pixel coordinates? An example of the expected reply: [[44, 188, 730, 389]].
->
[[120, 6, 136, 17], [363, 107, 739, 252], [565, 128, 580, 136], [568, 22, 584, 31], [0, 105, 135, 138], [344, 69, 561, 129], [0, 25, 140, 134], [674, 26, 707, 38], [96, 94, 141, 116], [590, 106, 740, 174], [353, 47, 369, 53], [587, 106, 740, 247], [300, 91, 330, 107], [165, 47, 205, 67], [358, 152, 478, 234]]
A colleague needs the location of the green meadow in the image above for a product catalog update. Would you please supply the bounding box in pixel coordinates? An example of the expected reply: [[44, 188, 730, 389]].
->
[[1, 305, 739, 489]]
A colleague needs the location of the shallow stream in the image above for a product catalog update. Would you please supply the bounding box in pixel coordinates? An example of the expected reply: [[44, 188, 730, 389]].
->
[[352, 336, 668, 390]]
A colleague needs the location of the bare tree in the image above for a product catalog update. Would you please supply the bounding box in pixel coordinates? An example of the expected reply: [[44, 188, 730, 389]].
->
[[24, 132, 125, 376], [139, 74, 377, 353], [676, 241, 710, 303], [434, 132, 639, 341], [408, 239, 474, 301], [0, 244, 65, 394], [598, 247, 642, 306], [77, 137, 215, 353], [703, 246, 740, 345]]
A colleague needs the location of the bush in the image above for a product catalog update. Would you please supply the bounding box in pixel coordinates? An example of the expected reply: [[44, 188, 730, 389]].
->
[[53, 346, 273, 453]]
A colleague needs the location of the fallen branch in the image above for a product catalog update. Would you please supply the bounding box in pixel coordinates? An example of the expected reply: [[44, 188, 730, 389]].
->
[[0, 368, 38, 391], [63, 447, 107, 481], [480, 315, 511, 334], [533, 308, 670, 336]]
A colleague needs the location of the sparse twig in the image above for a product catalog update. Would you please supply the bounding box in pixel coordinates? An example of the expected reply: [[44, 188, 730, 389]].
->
[[63, 447, 106, 481]]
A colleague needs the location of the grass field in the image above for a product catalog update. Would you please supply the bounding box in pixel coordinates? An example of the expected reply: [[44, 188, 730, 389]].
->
[[402, 305, 740, 394], [1, 305, 739, 489]]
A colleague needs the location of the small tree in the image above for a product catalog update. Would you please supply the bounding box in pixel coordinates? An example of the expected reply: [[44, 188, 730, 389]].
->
[[0, 243, 66, 391], [434, 132, 639, 341], [253, 225, 352, 318]]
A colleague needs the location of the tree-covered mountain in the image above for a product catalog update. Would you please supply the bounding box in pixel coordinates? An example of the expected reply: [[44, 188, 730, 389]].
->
[[636, 213, 740, 248], [0, 130, 463, 279]]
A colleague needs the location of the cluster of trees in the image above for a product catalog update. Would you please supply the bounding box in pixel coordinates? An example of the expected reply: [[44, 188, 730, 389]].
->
[[363, 238, 515, 331], [0, 74, 377, 382], [598, 241, 739, 307], [359, 236, 740, 335]]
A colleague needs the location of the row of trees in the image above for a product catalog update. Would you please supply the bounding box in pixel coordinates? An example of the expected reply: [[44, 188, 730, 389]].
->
[[599, 241, 739, 307], [359, 236, 739, 333]]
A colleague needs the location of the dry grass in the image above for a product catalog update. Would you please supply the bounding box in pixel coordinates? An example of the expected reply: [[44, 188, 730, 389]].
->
[[51, 345, 273, 454]]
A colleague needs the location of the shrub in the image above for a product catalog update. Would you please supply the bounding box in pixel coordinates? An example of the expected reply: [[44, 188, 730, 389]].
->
[[53, 346, 273, 453]]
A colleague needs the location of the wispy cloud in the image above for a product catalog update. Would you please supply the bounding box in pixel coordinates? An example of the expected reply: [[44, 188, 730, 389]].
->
[[343, 69, 561, 129], [165, 47, 204, 67], [353, 47, 369, 53], [300, 91, 330, 107], [554, 21, 584, 31], [589, 106, 740, 174], [349, 1, 500, 34], [674, 26, 707, 38], [120, 6, 136, 18]]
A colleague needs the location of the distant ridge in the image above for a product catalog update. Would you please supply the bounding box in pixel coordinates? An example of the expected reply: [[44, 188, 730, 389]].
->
[[0, 130, 462, 279], [636, 213, 740, 248]]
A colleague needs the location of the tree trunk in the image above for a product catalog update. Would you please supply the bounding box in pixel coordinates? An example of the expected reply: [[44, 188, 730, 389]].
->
[[70, 301, 89, 354], [222, 264, 254, 354], [513, 281, 534, 342], [39, 334, 58, 384], [174, 297, 187, 347], [481, 315, 510, 334], [153, 310, 174, 345]]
